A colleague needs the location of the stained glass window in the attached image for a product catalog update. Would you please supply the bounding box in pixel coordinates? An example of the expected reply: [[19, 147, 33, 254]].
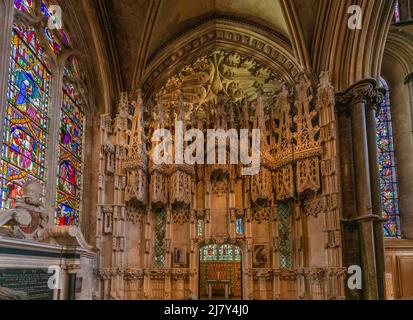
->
[[376, 78, 401, 238], [200, 244, 242, 298], [43, 27, 62, 55], [278, 202, 292, 269], [236, 217, 244, 235], [41, 1, 72, 54], [15, 0, 72, 56], [4, 2, 86, 227], [200, 244, 241, 262], [1, 26, 50, 209], [55, 81, 84, 226], [15, 1, 66, 55], [394, 0, 401, 23], [154, 208, 166, 267], [14, 0, 34, 15]]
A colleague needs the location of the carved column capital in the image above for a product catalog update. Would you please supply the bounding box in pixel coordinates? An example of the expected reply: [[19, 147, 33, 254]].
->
[[64, 264, 80, 275], [96, 268, 112, 280], [336, 79, 384, 114]]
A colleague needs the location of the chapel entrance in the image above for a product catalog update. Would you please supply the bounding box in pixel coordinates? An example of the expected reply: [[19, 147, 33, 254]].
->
[[199, 244, 242, 300]]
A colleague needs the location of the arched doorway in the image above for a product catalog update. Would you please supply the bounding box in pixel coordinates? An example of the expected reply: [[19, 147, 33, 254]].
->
[[199, 244, 242, 300]]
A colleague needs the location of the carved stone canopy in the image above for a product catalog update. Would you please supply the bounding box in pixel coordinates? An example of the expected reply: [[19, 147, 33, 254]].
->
[[154, 50, 282, 108], [141, 17, 302, 96]]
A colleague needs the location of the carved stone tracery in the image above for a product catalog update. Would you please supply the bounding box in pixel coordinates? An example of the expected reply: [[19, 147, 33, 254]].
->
[[95, 44, 344, 300]]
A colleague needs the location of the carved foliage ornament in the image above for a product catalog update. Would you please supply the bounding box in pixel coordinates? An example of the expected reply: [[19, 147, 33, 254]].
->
[[303, 195, 327, 218], [335, 79, 385, 113], [153, 50, 281, 115]]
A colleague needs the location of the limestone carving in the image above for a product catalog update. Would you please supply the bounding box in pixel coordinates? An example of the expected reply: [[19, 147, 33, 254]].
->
[[94, 66, 345, 300], [0, 181, 48, 240]]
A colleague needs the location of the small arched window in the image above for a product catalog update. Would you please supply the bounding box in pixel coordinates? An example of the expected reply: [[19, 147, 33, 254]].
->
[[376, 78, 401, 238]]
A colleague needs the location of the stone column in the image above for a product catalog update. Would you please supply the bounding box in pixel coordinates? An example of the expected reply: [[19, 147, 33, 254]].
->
[[365, 89, 386, 300], [65, 264, 80, 300], [336, 105, 363, 299], [336, 79, 384, 300], [44, 62, 64, 225], [0, 0, 13, 141], [336, 97, 364, 299], [351, 98, 378, 300]]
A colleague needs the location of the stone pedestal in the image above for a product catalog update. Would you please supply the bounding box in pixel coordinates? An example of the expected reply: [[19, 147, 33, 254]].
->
[[0, 236, 95, 300]]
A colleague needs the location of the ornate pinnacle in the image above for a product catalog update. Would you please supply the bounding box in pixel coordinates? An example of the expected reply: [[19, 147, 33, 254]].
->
[[178, 89, 185, 122]]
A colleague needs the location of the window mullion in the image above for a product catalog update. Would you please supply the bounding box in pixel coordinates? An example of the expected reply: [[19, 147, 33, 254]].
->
[[45, 64, 64, 226], [0, 1, 14, 145]]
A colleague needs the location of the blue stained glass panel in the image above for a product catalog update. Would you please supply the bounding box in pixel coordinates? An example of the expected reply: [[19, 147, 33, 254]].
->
[[14, 0, 34, 14], [0, 27, 50, 210], [376, 78, 401, 238], [236, 217, 244, 235]]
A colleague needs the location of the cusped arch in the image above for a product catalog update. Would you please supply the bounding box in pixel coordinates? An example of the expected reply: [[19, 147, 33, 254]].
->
[[139, 17, 305, 99]]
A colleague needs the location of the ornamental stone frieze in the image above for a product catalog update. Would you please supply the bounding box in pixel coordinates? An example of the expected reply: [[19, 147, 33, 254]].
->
[[276, 269, 298, 281], [171, 269, 190, 281], [123, 269, 145, 281], [303, 268, 328, 282], [253, 269, 273, 281], [145, 269, 171, 280], [96, 268, 113, 281]]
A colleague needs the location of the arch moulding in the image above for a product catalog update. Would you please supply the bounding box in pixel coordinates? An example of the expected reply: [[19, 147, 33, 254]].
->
[[138, 17, 305, 99]]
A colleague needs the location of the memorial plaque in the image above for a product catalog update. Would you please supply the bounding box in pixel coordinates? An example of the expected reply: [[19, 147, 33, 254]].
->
[[0, 268, 53, 300]]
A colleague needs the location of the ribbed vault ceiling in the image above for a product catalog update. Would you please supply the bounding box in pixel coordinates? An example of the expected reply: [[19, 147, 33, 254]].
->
[[104, 0, 290, 91]]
